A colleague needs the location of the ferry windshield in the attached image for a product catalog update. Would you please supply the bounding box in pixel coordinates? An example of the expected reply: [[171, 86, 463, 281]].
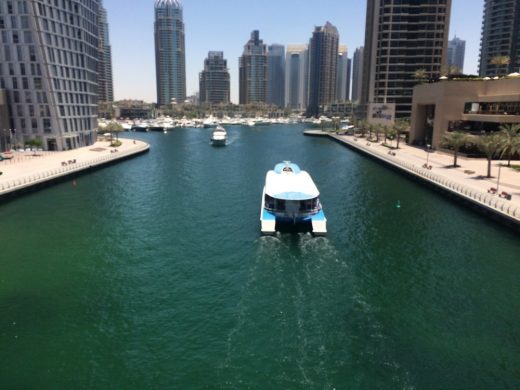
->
[[264, 195, 320, 213]]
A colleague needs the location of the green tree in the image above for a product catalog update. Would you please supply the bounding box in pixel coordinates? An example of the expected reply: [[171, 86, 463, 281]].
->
[[442, 131, 468, 167], [498, 123, 520, 166], [105, 121, 124, 141], [476, 133, 503, 178]]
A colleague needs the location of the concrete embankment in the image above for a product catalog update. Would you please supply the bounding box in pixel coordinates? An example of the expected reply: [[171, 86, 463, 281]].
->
[[0, 138, 149, 201], [304, 130, 520, 230]]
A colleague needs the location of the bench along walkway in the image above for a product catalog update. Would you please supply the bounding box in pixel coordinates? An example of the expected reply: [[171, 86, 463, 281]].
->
[[0, 138, 149, 199], [304, 130, 520, 229]]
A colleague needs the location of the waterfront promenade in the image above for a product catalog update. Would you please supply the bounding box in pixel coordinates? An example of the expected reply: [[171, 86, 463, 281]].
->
[[0, 137, 149, 198], [305, 130, 520, 226]]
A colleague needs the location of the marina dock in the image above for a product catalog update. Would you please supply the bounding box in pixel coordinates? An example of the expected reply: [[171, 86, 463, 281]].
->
[[0, 138, 149, 200], [304, 130, 520, 229]]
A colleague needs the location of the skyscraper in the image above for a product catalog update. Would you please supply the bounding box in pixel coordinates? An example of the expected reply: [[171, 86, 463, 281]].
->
[[98, 1, 114, 102], [0, 0, 100, 150], [267, 44, 285, 107], [307, 22, 339, 116], [154, 0, 186, 107], [352, 47, 364, 102], [199, 51, 230, 105], [447, 36, 466, 73], [361, 0, 451, 118], [479, 0, 520, 77], [336, 45, 350, 102], [285, 45, 309, 110], [239, 30, 267, 105]]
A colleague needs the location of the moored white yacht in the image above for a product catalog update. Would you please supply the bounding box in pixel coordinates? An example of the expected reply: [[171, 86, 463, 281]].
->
[[210, 125, 227, 146], [260, 161, 326, 235]]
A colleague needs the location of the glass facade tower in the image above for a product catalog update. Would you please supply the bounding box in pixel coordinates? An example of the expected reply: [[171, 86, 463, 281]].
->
[[285, 45, 308, 110], [267, 44, 285, 108], [0, 0, 100, 150], [98, 2, 113, 103], [447, 36, 466, 73], [154, 0, 186, 107]]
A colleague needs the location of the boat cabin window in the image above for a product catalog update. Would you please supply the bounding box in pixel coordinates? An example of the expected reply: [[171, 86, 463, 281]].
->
[[282, 166, 293, 173], [265, 195, 319, 212], [299, 198, 319, 211]]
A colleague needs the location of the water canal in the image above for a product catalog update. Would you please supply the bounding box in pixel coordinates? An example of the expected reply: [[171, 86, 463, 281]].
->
[[0, 124, 519, 388]]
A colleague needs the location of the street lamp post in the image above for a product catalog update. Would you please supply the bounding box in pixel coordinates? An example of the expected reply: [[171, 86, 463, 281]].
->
[[496, 162, 502, 192], [424, 144, 431, 169]]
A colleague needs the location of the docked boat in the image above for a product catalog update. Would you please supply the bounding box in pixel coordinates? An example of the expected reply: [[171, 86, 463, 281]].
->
[[260, 161, 326, 235], [210, 125, 227, 146]]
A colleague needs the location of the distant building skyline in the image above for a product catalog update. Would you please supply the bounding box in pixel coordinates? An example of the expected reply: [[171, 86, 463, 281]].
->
[[239, 30, 268, 104], [199, 51, 230, 105], [479, 0, 520, 76], [100, 0, 484, 103], [154, 0, 186, 106], [307, 22, 339, 116], [448, 36, 466, 72], [361, 0, 452, 118]]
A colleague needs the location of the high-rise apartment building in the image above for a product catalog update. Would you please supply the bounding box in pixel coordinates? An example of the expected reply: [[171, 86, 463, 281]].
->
[[98, 1, 114, 102], [199, 51, 230, 105], [285, 45, 309, 110], [307, 22, 339, 116], [336, 45, 350, 102], [447, 36, 466, 73], [267, 44, 285, 107], [239, 30, 267, 104], [361, 0, 451, 118], [154, 0, 186, 107], [479, 0, 520, 77], [352, 47, 364, 102], [0, 0, 100, 150]]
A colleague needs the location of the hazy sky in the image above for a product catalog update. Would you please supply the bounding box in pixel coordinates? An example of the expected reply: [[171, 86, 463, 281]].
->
[[104, 0, 485, 103]]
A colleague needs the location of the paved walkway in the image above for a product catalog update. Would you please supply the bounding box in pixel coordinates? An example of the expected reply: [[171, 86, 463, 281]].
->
[[0, 137, 149, 196], [305, 130, 520, 224]]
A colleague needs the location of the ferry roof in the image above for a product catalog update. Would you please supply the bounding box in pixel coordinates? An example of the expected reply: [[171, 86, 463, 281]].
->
[[265, 162, 320, 200]]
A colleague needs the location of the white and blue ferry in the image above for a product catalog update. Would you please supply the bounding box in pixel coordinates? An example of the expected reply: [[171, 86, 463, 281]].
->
[[260, 161, 326, 235]]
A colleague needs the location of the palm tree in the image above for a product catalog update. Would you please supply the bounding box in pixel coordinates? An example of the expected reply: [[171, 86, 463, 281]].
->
[[442, 131, 468, 167], [413, 68, 428, 82], [476, 133, 503, 177], [373, 123, 382, 142], [498, 123, 520, 166], [393, 119, 410, 149], [358, 121, 367, 138], [490, 55, 510, 76], [382, 124, 391, 144]]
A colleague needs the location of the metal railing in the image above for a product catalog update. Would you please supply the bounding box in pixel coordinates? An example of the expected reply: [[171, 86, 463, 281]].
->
[[0, 143, 149, 195], [331, 135, 520, 221]]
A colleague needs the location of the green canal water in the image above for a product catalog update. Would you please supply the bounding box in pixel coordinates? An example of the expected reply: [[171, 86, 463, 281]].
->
[[0, 125, 519, 389]]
